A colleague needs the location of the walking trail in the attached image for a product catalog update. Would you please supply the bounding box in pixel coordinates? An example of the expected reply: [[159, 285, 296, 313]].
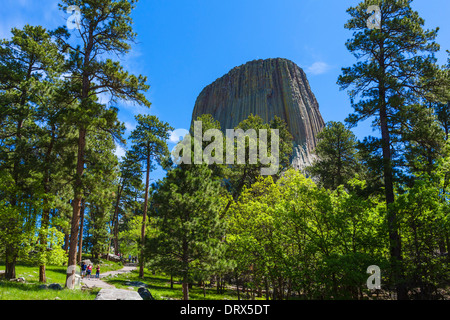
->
[[81, 263, 137, 289]]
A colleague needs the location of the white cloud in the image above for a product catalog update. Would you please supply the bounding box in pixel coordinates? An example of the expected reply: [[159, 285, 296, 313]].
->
[[114, 143, 126, 159], [306, 62, 331, 75], [169, 128, 190, 144], [124, 121, 136, 133]]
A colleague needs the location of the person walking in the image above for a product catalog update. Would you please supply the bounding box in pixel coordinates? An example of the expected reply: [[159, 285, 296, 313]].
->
[[81, 262, 87, 279], [86, 264, 92, 279], [95, 265, 100, 279]]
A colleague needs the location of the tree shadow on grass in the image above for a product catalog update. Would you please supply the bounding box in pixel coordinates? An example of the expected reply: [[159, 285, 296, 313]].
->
[[0, 281, 44, 293]]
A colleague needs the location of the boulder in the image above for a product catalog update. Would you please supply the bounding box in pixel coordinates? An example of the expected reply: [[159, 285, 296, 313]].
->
[[81, 259, 93, 266], [101, 253, 121, 262], [138, 287, 155, 300], [95, 289, 143, 300], [48, 283, 63, 290], [124, 281, 147, 287]]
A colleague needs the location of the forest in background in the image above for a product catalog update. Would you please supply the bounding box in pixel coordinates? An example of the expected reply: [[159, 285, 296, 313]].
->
[[0, 0, 449, 300]]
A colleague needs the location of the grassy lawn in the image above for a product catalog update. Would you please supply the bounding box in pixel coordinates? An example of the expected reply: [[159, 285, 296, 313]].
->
[[103, 268, 263, 301], [0, 258, 123, 300], [0, 281, 100, 300]]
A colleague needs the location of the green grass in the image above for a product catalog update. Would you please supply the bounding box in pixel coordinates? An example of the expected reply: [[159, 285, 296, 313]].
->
[[0, 260, 263, 300], [78, 254, 124, 274], [0, 258, 124, 300], [0, 281, 99, 300], [103, 268, 261, 301]]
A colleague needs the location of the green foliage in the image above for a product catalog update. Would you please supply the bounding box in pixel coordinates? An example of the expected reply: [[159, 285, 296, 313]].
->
[[119, 215, 152, 258], [29, 228, 67, 266], [0, 0, 449, 301], [227, 169, 387, 299], [307, 121, 362, 190], [148, 164, 229, 299], [337, 0, 443, 299]]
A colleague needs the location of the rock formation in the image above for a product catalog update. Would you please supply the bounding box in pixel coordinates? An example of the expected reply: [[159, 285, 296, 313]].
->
[[191, 58, 325, 170]]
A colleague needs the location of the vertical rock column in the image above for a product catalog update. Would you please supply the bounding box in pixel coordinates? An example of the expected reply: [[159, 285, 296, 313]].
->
[[191, 58, 325, 170]]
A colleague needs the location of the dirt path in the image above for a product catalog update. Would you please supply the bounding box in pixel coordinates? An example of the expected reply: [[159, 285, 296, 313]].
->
[[81, 264, 137, 289]]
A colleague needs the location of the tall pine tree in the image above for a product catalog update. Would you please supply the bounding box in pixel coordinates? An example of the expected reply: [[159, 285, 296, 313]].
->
[[337, 0, 439, 299], [129, 114, 173, 278], [54, 0, 151, 288]]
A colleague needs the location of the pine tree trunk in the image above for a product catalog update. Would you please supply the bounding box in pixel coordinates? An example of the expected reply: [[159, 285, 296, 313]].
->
[[182, 280, 189, 301], [5, 247, 17, 280], [39, 204, 50, 283], [39, 122, 56, 283], [5, 261, 16, 280], [66, 127, 86, 289], [66, 23, 94, 289], [182, 238, 189, 300], [39, 265, 46, 283], [77, 199, 85, 262], [236, 274, 240, 300], [139, 150, 151, 278], [378, 43, 407, 300], [63, 232, 69, 253], [113, 185, 124, 255]]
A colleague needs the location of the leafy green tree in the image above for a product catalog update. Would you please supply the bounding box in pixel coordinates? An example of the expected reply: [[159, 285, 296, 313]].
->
[[119, 215, 151, 261], [228, 169, 387, 300], [394, 175, 449, 299], [337, 0, 439, 299]]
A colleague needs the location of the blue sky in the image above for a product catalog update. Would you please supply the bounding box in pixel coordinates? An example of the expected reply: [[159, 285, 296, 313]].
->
[[1, 0, 450, 182]]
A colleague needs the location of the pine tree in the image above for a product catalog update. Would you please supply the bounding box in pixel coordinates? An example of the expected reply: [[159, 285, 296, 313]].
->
[[150, 164, 226, 300], [307, 121, 362, 190], [129, 114, 173, 278], [112, 150, 142, 255], [337, 0, 439, 299], [0, 25, 65, 280], [54, 0, 151, 288]]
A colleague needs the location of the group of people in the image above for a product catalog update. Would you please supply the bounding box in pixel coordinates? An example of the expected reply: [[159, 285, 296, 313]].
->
[[80, 262, 100, 279], [128, 255, 137, 263]]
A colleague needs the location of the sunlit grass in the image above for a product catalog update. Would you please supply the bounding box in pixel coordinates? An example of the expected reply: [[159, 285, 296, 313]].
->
[[0, 258, 123, 300], [103, 268, 262, 301], [0, 281, 99, 300]]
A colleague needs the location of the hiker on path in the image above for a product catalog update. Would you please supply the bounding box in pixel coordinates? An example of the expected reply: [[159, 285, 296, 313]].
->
[[86, 264, 92, 278], [96, 265, 100, 279], [81, 262, 87, 279]]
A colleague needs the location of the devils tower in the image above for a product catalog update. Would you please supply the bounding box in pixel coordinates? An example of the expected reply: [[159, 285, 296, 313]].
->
[[191, 58, 325, 170]]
